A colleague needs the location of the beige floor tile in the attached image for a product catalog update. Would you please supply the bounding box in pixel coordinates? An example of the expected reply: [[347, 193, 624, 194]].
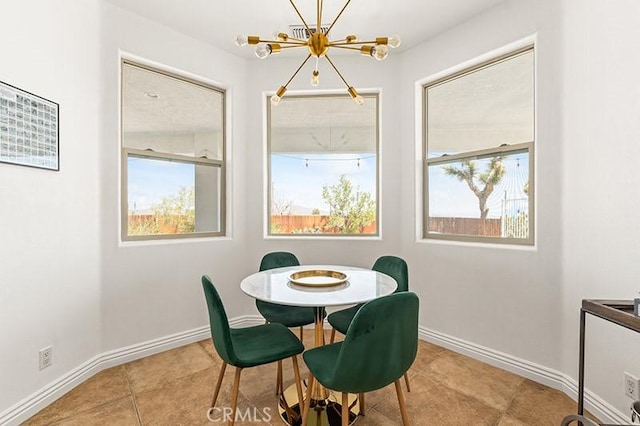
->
[[245, 388, 282, 422], [408, 340, 448, 375], [134, 366, 253, 426], [427, 351, 524, 411], [54, 397, 139, 426], [197, 338, 218, 360], [124, 342, 216, 394], [505, 379, 582, 426], [24, 339, 588, 426], [375, 374, 502, 425], [497, 414, 529, 426], [356, 408, 400, 425], [233, 362, 288, 402], [360, 382, 397, 409], [24, 366, 130, 425]]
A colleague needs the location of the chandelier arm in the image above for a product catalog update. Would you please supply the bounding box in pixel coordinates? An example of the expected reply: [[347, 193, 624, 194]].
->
[[329, 40, 378, 46], [259, 39, 307, 45], [317, 0, 320, 32], [289, 0, 312, 34], [279, 45, 311, 50], [283, 54, 313, 88], [326, 0, 352, 36], [328, 45, 361, 52], [286, 37, 309, 43], [324, 54, 351, 89]]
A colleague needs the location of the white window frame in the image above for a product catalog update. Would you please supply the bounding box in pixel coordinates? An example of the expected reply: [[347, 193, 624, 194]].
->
[[120, 60, 226, 242], [422, 46, 535, 246], [266, 92, 381, 238]]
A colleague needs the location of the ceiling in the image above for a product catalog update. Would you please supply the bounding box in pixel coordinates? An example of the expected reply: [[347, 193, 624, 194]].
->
[[105, 0, 506, 58]]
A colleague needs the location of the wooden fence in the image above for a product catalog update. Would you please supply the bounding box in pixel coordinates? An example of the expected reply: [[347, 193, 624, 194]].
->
[[271, 215, 376, 234], [428, 217, 501, 237]]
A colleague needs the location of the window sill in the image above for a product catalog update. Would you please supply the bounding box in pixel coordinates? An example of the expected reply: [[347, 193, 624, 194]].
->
[[264, 235, 383, 241], [118, 236, 233, 248], [416, 237, 537, 251]]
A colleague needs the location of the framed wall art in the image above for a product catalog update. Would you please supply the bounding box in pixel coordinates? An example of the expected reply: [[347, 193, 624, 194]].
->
[[0, 81, 59, 171]]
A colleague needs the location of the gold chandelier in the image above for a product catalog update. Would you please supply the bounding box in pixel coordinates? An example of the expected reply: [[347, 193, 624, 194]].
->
[[236, 0, 400, 105]]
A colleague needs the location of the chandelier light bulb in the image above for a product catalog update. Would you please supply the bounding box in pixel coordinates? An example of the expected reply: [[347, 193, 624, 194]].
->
[[235, 34, 248, 47], [388, 34, 402, 48], [311, 70, 320, 87], [372, 45, 388, 61], [255, 43, 272, 59], [271, 86, 287, 106], [348, 86, 365, 105]]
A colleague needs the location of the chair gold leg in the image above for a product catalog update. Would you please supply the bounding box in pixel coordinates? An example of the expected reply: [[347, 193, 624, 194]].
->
[[394, 379, 410, 426], [359, 392, 365, 415], [330, 328, 336, 344], [302, 372, 315, 425], [211, 362, 227, 408], [341, 392, 349, 426], [404, 372, 411, 392], [299, 326, 304, 341], [229, 367, 242, 426], [292, 356, 304, 411], [276, 360, 283, 395]]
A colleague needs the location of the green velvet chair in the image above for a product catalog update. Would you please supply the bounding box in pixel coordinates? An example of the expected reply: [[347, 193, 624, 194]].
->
[[201, 275, 304, 426], [328, 255, 411, 390], [255, 252, 325, 395], [256, 252, 318, 341], [302, 292, 419, 426]]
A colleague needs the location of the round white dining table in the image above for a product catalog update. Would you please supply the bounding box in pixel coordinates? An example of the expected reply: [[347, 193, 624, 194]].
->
[[240, 264, 397, 426], [240, 264, 397, 309]]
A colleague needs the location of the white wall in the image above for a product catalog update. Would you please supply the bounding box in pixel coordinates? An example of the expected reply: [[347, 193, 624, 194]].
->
[[0, 0, 102, 413], [561, 0, 640, 416], [99, 3, 249, 351], [400, 0, 564, 370]]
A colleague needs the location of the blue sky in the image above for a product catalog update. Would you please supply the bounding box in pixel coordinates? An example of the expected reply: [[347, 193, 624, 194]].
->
[[271, 153, 376, 214], [127, 151, 528, 219], [128, 154, 377, 215], [429, 153, 529, 218], [127, 157, 194, 213]]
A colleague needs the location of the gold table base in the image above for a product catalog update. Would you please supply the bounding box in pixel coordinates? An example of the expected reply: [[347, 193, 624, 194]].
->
[[278, 382, 361, 426]]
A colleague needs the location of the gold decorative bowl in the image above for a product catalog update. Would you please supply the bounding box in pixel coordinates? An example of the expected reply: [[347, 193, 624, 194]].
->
[[288, 270, 349, 287]]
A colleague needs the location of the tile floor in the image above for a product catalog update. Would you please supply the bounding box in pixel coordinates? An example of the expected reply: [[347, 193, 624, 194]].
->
[[24, 330, 593, 425]]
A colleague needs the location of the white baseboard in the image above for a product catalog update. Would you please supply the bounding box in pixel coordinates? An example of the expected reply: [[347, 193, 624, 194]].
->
[[0, 315, 262, 426], [1, 319, 629, 426], [420, 327, 629, 425]]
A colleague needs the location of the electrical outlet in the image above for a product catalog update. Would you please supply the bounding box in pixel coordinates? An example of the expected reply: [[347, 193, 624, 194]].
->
[[624, 372, 640, 399], [39, 346, 53, 370]]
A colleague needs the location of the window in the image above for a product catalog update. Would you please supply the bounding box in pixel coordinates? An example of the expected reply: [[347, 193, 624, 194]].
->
[[424, 47, 534, 245], [267, 94, 379, 236], [121, 61, 225, 241]]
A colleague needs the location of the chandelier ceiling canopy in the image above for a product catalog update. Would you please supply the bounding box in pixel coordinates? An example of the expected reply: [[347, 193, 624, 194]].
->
[[236, 0, 400, 105]]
